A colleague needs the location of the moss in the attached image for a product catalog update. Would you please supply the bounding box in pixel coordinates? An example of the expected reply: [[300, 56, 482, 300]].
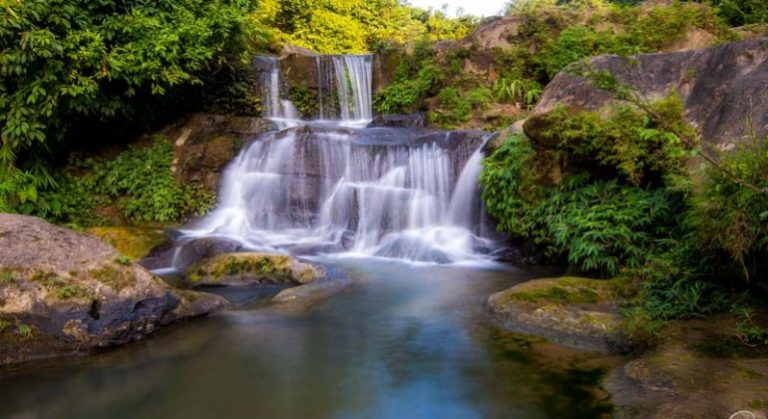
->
[[0, 269, 15, 284], [89, 264, 135, 292], [87, 226, 167, 260], [190, 253, 293, 284], [507, 277, 634, 305], [27, 272, 93, 300], [0, 318, 11, 333]]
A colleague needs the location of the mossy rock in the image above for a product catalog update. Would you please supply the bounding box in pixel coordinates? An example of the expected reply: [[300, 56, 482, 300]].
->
[[488, 277, 635, 353], [87, 226, 167, 260], [186, 253, 321, 288], [0, 214, 227, 365]]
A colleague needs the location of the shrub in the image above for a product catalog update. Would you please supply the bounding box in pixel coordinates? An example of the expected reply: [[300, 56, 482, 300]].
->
[[533, 177, 675, 277], [480, 133, 541, 236], [532, 95, 693, 186], [686, 134, 768, 285], [85, 138, 215, 223]]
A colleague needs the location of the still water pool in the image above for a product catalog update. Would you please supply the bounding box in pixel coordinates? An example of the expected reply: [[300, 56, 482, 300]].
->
[[0, 259, 612, 419]]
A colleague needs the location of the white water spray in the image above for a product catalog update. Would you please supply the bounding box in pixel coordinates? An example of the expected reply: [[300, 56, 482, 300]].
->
[[174, 54, 497, 264]]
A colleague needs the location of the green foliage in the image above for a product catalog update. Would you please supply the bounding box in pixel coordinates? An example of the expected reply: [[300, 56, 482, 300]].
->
[[17, 324, 34, 340], [0, 0, 261, 211], [374, 42, 443, 114], [687, 135, 768, 285], [0, 270, 14, 283], [114, 255, 133, 266], [0, 318, 10, 333], [733, 306, 768, 348], [431, 87, 492, 125], [712, 0, 768, 26], [492, 78, 542, 108], [288, 86, 319, 119], [255, 0, 477, 54], [502, 1, 730, 82], [535, 96, 693, 186], [85, 138, 215, 223], [17, 137, 215, 227], [480, 133, 540, 236], [534, 178, 675, 276]]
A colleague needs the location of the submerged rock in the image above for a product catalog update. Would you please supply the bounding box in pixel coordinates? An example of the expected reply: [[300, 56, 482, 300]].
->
[[186, 253, 322, 288], [487, 277, 634, 354], [0, 214, 228, 366]]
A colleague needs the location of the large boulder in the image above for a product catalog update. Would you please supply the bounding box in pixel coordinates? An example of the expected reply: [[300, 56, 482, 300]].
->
[[0, 214, 228, 365], [487, 277, 634, 353], [528, 38, 768, 148]]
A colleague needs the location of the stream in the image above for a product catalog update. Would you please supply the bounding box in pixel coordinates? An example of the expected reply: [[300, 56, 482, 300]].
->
[[0, 259, 611, 418]]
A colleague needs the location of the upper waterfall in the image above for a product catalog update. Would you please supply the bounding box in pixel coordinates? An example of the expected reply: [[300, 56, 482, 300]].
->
[[256, 54, 373, 124]]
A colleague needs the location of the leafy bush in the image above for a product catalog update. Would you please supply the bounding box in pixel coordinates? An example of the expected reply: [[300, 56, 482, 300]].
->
[[480, 134, 540, 236], [712, 0, 768, 26], [85, 138, 215, 223], [255, 0, 477, 54], [686, 134, 768, 285], [11, 136, 215, 226], [532, 95, 693, 186], [492, 77, 543, 108], [374, 42, 444, 114], [0, 0, 261, 211], [533, 178, 675, 276]]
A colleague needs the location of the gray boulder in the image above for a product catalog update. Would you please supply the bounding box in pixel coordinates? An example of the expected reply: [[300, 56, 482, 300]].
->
[[528, 38, 768, 148], [0, 214, 228, 365]]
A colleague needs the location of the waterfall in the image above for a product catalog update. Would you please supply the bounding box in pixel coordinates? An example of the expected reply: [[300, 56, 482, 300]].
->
[[329, 55, 373, 121], [255, 56, 282, 119], [173, 53, 498, 265]]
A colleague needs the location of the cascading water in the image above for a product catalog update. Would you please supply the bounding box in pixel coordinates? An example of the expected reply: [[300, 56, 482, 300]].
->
[[173, 54, 498, 265]]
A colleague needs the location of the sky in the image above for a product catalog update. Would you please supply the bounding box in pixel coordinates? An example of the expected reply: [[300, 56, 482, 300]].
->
[[407, 0, 507, 17]]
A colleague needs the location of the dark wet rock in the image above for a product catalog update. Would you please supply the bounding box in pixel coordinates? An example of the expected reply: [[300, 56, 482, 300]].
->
[[487, 277, 634, 354], [603, 321, 768, 418], [165, 113, 276, 192], [185, 252, 322, 288], [528, 38, 768, 148], [369, 113, 428, 128], [0, 214, 228, 366], [140, 236, 246, 272]]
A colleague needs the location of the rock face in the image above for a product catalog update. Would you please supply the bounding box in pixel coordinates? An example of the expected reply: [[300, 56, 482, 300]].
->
[[0, 214, 228, 365], [186, 253, 321, 288], [529, 38, 768, 147], [487, 277, 633, 353], [165, 113, 275, 192], [603, 316, 768, 418]]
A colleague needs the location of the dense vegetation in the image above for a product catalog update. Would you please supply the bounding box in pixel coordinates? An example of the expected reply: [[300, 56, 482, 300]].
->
[[0, 0, 473, 222], [253, 0, 477, 53], [375, 1, 732, 127]]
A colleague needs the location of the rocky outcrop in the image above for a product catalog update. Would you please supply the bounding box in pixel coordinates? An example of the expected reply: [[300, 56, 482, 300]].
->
[[163, 113, 275, 192], [604, 316, 768, 418], [487, 277, 634, 353], [0, 214, 228, 365], [528, 38, 768, 147]]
